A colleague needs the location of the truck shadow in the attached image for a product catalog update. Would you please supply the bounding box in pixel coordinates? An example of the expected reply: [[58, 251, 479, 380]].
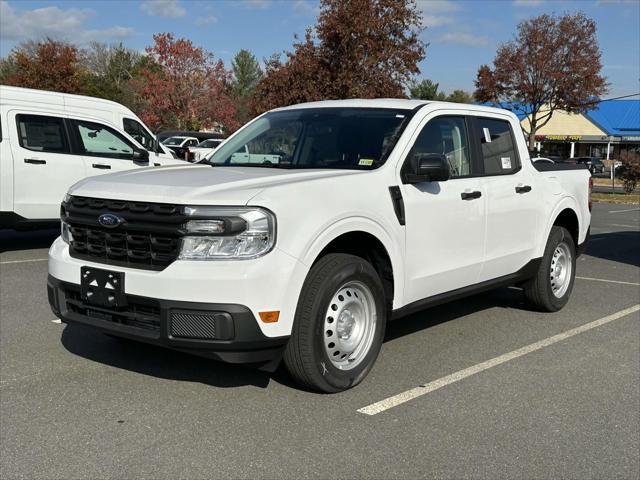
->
[[584, 231, 640, 267], [384, 286, 526, 342], [0, 228, 59, 253], [60, 324, 273, 389]]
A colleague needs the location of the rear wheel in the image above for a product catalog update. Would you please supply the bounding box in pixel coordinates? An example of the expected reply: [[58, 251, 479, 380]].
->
[[284, 253, 386, 393], [524, 226, 576, 312]]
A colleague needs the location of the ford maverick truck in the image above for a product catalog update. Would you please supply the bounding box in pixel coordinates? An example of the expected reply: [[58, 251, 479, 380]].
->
[[48, 100, 591, 392]]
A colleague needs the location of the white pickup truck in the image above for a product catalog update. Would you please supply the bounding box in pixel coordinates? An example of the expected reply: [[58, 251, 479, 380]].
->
[[47, 99, 591, 392]]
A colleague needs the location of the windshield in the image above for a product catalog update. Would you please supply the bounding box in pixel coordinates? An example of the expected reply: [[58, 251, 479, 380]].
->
[[203, 108, 409, 169], [163, 136, 186, 146], [198, 139, 222, 148]]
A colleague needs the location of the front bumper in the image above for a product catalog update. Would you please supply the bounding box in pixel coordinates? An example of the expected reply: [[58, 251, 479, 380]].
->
[[47, 275, 289, 368]]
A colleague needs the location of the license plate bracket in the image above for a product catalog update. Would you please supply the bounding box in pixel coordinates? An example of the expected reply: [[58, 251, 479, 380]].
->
[[80, 266, 126, 308]]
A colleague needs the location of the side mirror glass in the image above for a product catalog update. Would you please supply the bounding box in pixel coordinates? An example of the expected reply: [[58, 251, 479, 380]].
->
[[403, 153, 450, 184]]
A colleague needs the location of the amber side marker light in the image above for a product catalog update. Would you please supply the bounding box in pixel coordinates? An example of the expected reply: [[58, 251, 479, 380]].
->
[[259, 311, 280, 323]]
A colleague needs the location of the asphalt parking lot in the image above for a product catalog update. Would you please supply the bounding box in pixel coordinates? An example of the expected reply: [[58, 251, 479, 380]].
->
[[1, 202, 639, 479]]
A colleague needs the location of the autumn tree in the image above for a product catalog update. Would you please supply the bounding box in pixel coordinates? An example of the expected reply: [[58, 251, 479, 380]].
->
[[251, 0, 425, 114], [133, 33, 238, 132], [474, 12, 608, 149], [1, 38, 85, 93], [231, 49, 263, 124]]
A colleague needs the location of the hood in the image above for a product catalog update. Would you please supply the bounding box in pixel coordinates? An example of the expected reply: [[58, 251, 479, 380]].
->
[[69, 164, 362, 205]]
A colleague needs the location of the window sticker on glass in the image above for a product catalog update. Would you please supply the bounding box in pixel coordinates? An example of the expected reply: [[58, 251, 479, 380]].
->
[[358, 158, 374, 166], [501, 157, 512, 169], [483, 127, 492, 143]]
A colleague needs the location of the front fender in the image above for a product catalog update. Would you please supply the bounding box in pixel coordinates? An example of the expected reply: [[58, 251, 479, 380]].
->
[[296, 216, 405, 309]]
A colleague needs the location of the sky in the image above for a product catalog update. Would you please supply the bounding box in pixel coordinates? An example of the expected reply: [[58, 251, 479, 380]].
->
[[0, 0, 638, 98]]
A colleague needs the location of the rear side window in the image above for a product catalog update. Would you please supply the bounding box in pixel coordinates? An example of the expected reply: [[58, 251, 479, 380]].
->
[[475, 118, 520, 175], [123, 117, 155, 150], [17, 114, 70, 153], [73, 119, 134, 160]]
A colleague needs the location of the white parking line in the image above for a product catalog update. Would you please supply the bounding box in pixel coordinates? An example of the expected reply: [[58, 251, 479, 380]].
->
[[609, 208, 640, 214], [0, 258, 47, 265], [576, 276, 640, 286], [358, 304, 640, 416]]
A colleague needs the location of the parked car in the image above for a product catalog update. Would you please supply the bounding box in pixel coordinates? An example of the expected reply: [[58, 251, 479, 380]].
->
[[162, 136, 200, 160], [0, 85, 185, 230], [575, 157, 605, 174], [48, 99, 591, 392], [188, 138, 224, 162]]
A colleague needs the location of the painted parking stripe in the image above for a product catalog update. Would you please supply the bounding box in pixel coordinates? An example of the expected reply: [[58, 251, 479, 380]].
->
[[358, 304, 640, 416], [609, 208, 640, 214], [0, 258, 47, 265], [576, 276, 640, 286]]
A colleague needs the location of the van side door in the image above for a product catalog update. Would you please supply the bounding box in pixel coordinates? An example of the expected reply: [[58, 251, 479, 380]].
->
[[9, 111, 88, 220], [471, 115, 539, 281], [69, 119, 149, 175], [398, 113, 486, 304]]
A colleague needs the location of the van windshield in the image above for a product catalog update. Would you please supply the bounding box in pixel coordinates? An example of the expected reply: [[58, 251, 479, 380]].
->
[[203, 108, 409, 170]]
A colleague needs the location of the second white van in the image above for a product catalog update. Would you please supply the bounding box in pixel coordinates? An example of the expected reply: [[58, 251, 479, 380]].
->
[[0, 86, 186, 229]]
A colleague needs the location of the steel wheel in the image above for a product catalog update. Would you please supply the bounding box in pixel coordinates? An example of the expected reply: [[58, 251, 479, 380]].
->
[[323, 281, 377, 371], [550, 241, 572, 298]]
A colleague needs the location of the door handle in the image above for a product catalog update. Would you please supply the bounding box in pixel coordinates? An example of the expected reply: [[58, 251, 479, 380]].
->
[[92, 164, 111, 170], [461, 191, 482, 200], [515, 185, 532, 194], [24, 158, 46, 165]]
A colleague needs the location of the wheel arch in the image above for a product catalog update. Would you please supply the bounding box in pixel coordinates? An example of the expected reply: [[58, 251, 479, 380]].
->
[[300, 219, 403, 310], [537, 197, 581, 257]]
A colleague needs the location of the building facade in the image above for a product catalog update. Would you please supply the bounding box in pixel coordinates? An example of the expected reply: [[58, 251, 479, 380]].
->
[[520, 100, 640, 163]]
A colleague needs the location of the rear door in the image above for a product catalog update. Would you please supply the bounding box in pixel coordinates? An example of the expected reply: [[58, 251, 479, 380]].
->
[[69, 118, 150, 175], [10, 111, 87, 220], [471, 115, 539, 282], [399, 113, 486, 304]]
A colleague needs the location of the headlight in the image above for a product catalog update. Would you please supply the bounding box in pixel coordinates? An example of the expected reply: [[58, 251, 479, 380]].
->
[[61, 221, 73, 244], [178, 207, 276, 260]]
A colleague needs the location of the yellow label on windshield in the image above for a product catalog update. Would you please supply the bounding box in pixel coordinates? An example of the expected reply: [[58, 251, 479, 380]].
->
[[359, 158, 374, 166]]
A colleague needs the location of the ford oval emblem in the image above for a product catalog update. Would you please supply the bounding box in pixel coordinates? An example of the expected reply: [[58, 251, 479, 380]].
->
[[98, 213, 122, 228]]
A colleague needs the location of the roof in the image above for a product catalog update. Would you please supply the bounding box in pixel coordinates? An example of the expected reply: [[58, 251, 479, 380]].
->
[[273, 98, 430, 111], [584, 100, 640, 136]]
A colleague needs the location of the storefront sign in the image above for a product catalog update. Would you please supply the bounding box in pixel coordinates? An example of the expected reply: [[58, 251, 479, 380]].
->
[[621, 136, 640, 142], [535, 135, 582, 141]]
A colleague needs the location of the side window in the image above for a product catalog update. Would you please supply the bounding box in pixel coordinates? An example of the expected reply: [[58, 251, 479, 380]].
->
[[17, 114, 70, 153], [73, 120, 134, 160], [475, 118, 520, 175], [408, 116, 471, 178], [123, 118, 154, 150]]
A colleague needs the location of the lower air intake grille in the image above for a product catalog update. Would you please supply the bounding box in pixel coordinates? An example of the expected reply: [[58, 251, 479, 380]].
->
[[170, 310, 234, 340]]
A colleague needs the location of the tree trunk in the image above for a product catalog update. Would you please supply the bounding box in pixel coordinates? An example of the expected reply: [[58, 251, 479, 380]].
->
[[528, 119, 537, 152]]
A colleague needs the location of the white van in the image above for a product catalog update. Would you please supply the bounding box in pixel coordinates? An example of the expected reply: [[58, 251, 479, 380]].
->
[[0, 86, 185, 229]]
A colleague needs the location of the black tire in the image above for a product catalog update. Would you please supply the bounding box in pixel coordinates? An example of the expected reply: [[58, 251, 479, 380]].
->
[[524, 226, 576, 312], [284, 253, 387, 393]]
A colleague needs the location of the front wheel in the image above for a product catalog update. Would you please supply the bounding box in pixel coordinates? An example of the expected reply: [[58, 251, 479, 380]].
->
[[284, 253, 386, 393], [524, 226, 576, 312]]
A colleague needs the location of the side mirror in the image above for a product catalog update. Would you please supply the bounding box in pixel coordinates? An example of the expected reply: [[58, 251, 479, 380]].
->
[[132, 147, 149, 163], [403, 153, 450, 184]]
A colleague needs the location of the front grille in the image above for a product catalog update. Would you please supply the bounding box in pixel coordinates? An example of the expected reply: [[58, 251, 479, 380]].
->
[[63, 196, 187, 271], [64, 288, 161, 333]]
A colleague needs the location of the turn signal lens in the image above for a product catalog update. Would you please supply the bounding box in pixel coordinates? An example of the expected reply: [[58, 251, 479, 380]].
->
[[259, 311, 280, 323]]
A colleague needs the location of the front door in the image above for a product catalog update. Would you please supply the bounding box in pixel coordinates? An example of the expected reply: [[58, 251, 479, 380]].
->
[[400, 114, 486, 305], [10, 111, 87, 220], [69, 119, 149, 175]]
